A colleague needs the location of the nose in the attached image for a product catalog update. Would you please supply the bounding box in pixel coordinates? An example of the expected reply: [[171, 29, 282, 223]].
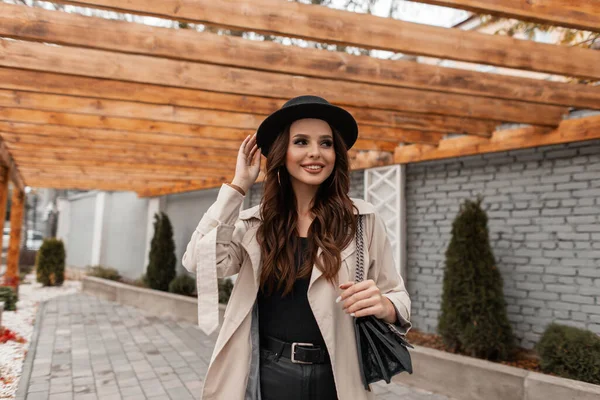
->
[[307, 142, 321, 158]]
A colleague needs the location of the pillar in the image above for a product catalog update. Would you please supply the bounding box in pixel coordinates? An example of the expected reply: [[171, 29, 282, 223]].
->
[[5, 184, 24, 290], [0, 166, 9, 266]]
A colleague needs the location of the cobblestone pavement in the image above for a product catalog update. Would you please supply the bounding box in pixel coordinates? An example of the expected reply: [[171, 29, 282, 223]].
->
[[20, 293, 452, 400]]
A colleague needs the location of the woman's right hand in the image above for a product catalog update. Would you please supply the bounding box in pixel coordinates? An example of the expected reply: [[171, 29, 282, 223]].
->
[[231, 133, 261, 193]]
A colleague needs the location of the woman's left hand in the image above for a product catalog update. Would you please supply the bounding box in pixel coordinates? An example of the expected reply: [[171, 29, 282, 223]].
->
[[337, 280, 397, 324]]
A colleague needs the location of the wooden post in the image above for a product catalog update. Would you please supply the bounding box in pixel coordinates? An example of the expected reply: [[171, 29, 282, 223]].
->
[[0, 166, 8, 266], [5, 184, 24, 290]]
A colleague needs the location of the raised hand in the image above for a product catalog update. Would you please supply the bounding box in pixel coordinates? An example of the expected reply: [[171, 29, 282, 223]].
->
[[231, 133, 261, 193]]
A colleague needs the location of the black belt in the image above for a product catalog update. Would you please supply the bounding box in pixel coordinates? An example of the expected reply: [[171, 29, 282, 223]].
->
[[261, 336, 331, 364]]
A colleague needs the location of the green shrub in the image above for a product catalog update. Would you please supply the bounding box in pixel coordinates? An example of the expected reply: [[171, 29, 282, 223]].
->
[[0, 286, 17, 311], [536, 323, 600, 384], [146, 212, 177, 292], [218, 278, 233, 304], [87, 265, 122, 282], [438, 197, 515, 361], [36, 238, 65, 286], [168, 274, 196, 296]]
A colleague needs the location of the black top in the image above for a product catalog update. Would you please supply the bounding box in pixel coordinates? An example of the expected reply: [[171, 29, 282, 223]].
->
[[257, 237, 326, 345]]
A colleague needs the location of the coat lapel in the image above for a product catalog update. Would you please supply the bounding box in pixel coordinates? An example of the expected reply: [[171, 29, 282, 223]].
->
[[308, 234, 356, 289]]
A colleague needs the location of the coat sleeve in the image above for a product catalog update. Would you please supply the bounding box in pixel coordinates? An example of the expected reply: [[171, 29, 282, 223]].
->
[[182, 183, 248, 278], [366, 211, 412, 334]]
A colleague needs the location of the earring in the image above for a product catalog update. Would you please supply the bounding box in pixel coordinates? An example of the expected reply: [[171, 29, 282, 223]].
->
[[277, 170, 281, 186]]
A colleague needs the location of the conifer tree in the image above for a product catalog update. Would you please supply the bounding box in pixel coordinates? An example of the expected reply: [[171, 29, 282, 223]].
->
[[146, 212, 176, 292], [438, 197, 515, 361]]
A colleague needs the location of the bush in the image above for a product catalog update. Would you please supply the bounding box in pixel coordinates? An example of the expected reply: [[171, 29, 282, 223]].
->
[[168, 274, 196, 296], [438, 197, 515, 361], [0, 286, 17, 311], [87, 265, 122, 282], [146, 212, 176, 292], [36, 238, 65, 287], [536, 323, 600, 384], [218, 278, 233, 304]]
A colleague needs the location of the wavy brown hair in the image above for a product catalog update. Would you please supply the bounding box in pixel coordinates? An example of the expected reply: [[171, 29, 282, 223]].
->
[[257, 124, 357, 296]]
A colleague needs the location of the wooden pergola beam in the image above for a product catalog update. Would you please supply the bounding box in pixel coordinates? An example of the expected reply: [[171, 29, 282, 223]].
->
[[51, 0, 600, 79], [24, 178, 211, 192], [20, 168, 224, 184], [0, 118, 443, 147], [1, 130, 400, 153], [10, 159, 234, 179], [413, 0, 600, 34], [2, 4, 599, 109], [394, 115, 600, 164], [20, 169, 232, 184], [0, 69, 500, 135], [0, 90, 465, 142], [0, 88, 264, 130], [0, 137, 25, 192], [0, 40, 569, 125]]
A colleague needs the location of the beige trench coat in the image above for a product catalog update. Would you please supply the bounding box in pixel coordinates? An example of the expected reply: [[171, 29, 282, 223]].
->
[[182, 184, 412, 400]]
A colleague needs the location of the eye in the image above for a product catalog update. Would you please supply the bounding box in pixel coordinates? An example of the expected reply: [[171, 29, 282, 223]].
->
[[293, 139, 307, 145], [322, 140, 333, 147]]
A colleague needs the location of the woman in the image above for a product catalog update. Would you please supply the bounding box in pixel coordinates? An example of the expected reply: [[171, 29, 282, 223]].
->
[[182, 95, 411, 400]]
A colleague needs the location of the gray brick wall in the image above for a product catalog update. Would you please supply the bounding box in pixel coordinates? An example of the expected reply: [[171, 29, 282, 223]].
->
[[248, 170, 364, 207], [406, 139, 600, 349]]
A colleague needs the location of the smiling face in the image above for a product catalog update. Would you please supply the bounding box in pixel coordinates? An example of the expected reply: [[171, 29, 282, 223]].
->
[[285, 118, 336, 189]]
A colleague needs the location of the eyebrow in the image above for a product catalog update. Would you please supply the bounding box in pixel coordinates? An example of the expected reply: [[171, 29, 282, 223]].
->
[[292, 134, 333, 139]]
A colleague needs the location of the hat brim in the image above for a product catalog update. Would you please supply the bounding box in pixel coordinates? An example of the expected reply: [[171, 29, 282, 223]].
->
[[256, 102, 358, 157]]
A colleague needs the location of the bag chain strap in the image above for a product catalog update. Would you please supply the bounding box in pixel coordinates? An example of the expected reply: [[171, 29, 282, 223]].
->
[[355, 215, 365, 283], [354, 214, 407, 338]]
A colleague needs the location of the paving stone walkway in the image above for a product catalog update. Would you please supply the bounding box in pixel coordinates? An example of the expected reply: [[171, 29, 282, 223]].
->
[[19, 293, 452, 400]]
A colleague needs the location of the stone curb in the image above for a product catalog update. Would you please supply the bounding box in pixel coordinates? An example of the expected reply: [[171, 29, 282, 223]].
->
[[394, 343, 600, 400], [14, 301, 46, 400], [82, 276, 226, 326]]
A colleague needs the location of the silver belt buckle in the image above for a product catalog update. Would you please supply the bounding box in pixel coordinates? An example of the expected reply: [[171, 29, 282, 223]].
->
[[291, 342, 314, 364]]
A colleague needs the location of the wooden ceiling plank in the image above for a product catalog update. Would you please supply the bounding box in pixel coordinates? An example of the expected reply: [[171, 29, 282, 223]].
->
[[2, 128, 398, 152], [412, 0, 600, 34], [0, 89, 264, 130], [2, 3, 598, 108], [9, 155, 234, 177], [48, 0, 600, 79], [0, 39, 569, 125], [394, 115, 600, 163], [0, 91, 472, 141], [0, 70, 500, 135], [25, 179, 180, 192], [20, 169, 228, 184]]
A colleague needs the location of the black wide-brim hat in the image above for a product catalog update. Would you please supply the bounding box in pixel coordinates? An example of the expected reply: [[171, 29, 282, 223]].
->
[[256, 95, 358, 157]]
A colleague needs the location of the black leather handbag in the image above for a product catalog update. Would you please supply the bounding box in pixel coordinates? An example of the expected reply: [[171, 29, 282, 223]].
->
[[353, 215, 414, 390]]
